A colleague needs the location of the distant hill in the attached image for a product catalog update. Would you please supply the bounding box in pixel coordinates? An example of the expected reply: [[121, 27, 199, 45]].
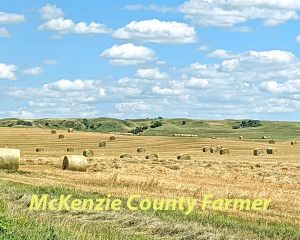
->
[[0, 118, 299, 140]]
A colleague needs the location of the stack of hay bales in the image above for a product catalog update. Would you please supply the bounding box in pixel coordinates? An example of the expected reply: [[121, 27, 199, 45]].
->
[[0, 148, 20, 170], [110, 132, 133, 136], [67, 147, 74, 152], [253, 148, 263, 156], [210, 147, 218, 153], [68, 128, 74, 133], [269, 140, 276, 144], [109, 136, 116, 141], [220, 148, 229, 155], [99, 142, 106, 147], [62, 155, 87, 171], [51, 130, 56, 134], [173, 134, 198, 137], [203, 146, 210, 152], [36, 147, 44, 153], [83, 149, 94, 157], [120, 154, 132, 159], [146, 154, 158, 160], [267, 148, 277, 154], [177, 154, 191, 160], [58, 134, 64, 139], [210, 146, 223, 153], [137, 147, 146, 153]]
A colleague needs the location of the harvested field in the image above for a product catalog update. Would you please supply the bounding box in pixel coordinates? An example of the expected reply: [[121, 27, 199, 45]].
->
[[0, 127, 299, 239]]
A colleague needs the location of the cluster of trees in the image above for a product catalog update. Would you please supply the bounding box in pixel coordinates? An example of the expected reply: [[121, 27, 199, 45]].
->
[[232, 120, 262, 129], [129, 121, 163, 134]]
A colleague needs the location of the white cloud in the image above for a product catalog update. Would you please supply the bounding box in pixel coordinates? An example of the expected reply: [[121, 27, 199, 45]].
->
[[260, 80, 300, 94], [179, 0, 300, 28], [135, 68, 168, 80], [101, 43, 156, 66], [208, 49, 236, 59], [23, 66, 43, 76], [39, 12, 110, 35], [40, 4, 64, 20], [39, 18, 74, 33], [152, 86, 183, 95], [113, 19, 196, 44], [0, 12, 25, 24], [0, 63, 17, 80], [185, 77, 209, 88], [43, 79, 100, 92], [115, 101, 151, 112], [0, 27, 10, 38], [296, 35, 300, 43]]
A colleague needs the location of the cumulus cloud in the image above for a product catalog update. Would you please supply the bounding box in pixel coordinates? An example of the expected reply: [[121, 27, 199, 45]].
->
[[101, 43, 156, 65], [135, 68, 168, 80], [0, 12, 25, 24], [208, 49, 236, 59], [185, 77, 209, 88], [39, 18, 110, 34], [113, 19, 196, 44], [0, 63, 17, 80], [40, 4, 64, 20], [260, 80, 300, 94], [43, 79, 101, 92], [38, 5, 110, 35], [23, 66, 43, 76], [0, 27, 10, 38], [115, 101, 151, 112], [179, 0, 300, 28], [296, 35, 300, 43]]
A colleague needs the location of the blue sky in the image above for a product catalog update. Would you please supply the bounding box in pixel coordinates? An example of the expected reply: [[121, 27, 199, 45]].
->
[[1, 0, 300, 121]]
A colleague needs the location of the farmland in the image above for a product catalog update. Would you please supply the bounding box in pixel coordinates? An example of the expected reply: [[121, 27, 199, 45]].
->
[[0, 121, 299, 239]]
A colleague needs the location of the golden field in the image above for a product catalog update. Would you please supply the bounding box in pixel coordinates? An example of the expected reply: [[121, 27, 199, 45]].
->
[[0, 127, 299, 239]]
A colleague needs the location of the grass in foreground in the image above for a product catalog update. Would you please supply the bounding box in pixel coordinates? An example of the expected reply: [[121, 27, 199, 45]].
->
[[0, 180, 299, 239]]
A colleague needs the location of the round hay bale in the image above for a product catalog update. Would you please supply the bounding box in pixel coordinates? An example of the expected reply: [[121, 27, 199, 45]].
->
[[211, 137, 217, 140], [58, 134, 64, 139], [67, 147, 74, 152], [269, 140, 275, 144], [177, 154, 191, 160], [68, 128, 74, 133], [262, 136, 267, 139], [109, 136, 116, 141], [216, 145, 223, 150], [51, 130, 56, 134], [137, 147, 146, 153], [36, 147, 44, 153], [291, 141, 297, 145], [0, 148, 20, 170], [146, 154, 158, 160], [120, 154, 132, 159], [210, 147, 219, 153], [203, 146, 210, 152], [267, 148, 277, 154], [83, 149, 94, 157], [99, 142, 106, 147], [62, 155, 87, 172], [220, 148, 229, 155], [253, 148, 263, 156], [239, 136, 243, 139]]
